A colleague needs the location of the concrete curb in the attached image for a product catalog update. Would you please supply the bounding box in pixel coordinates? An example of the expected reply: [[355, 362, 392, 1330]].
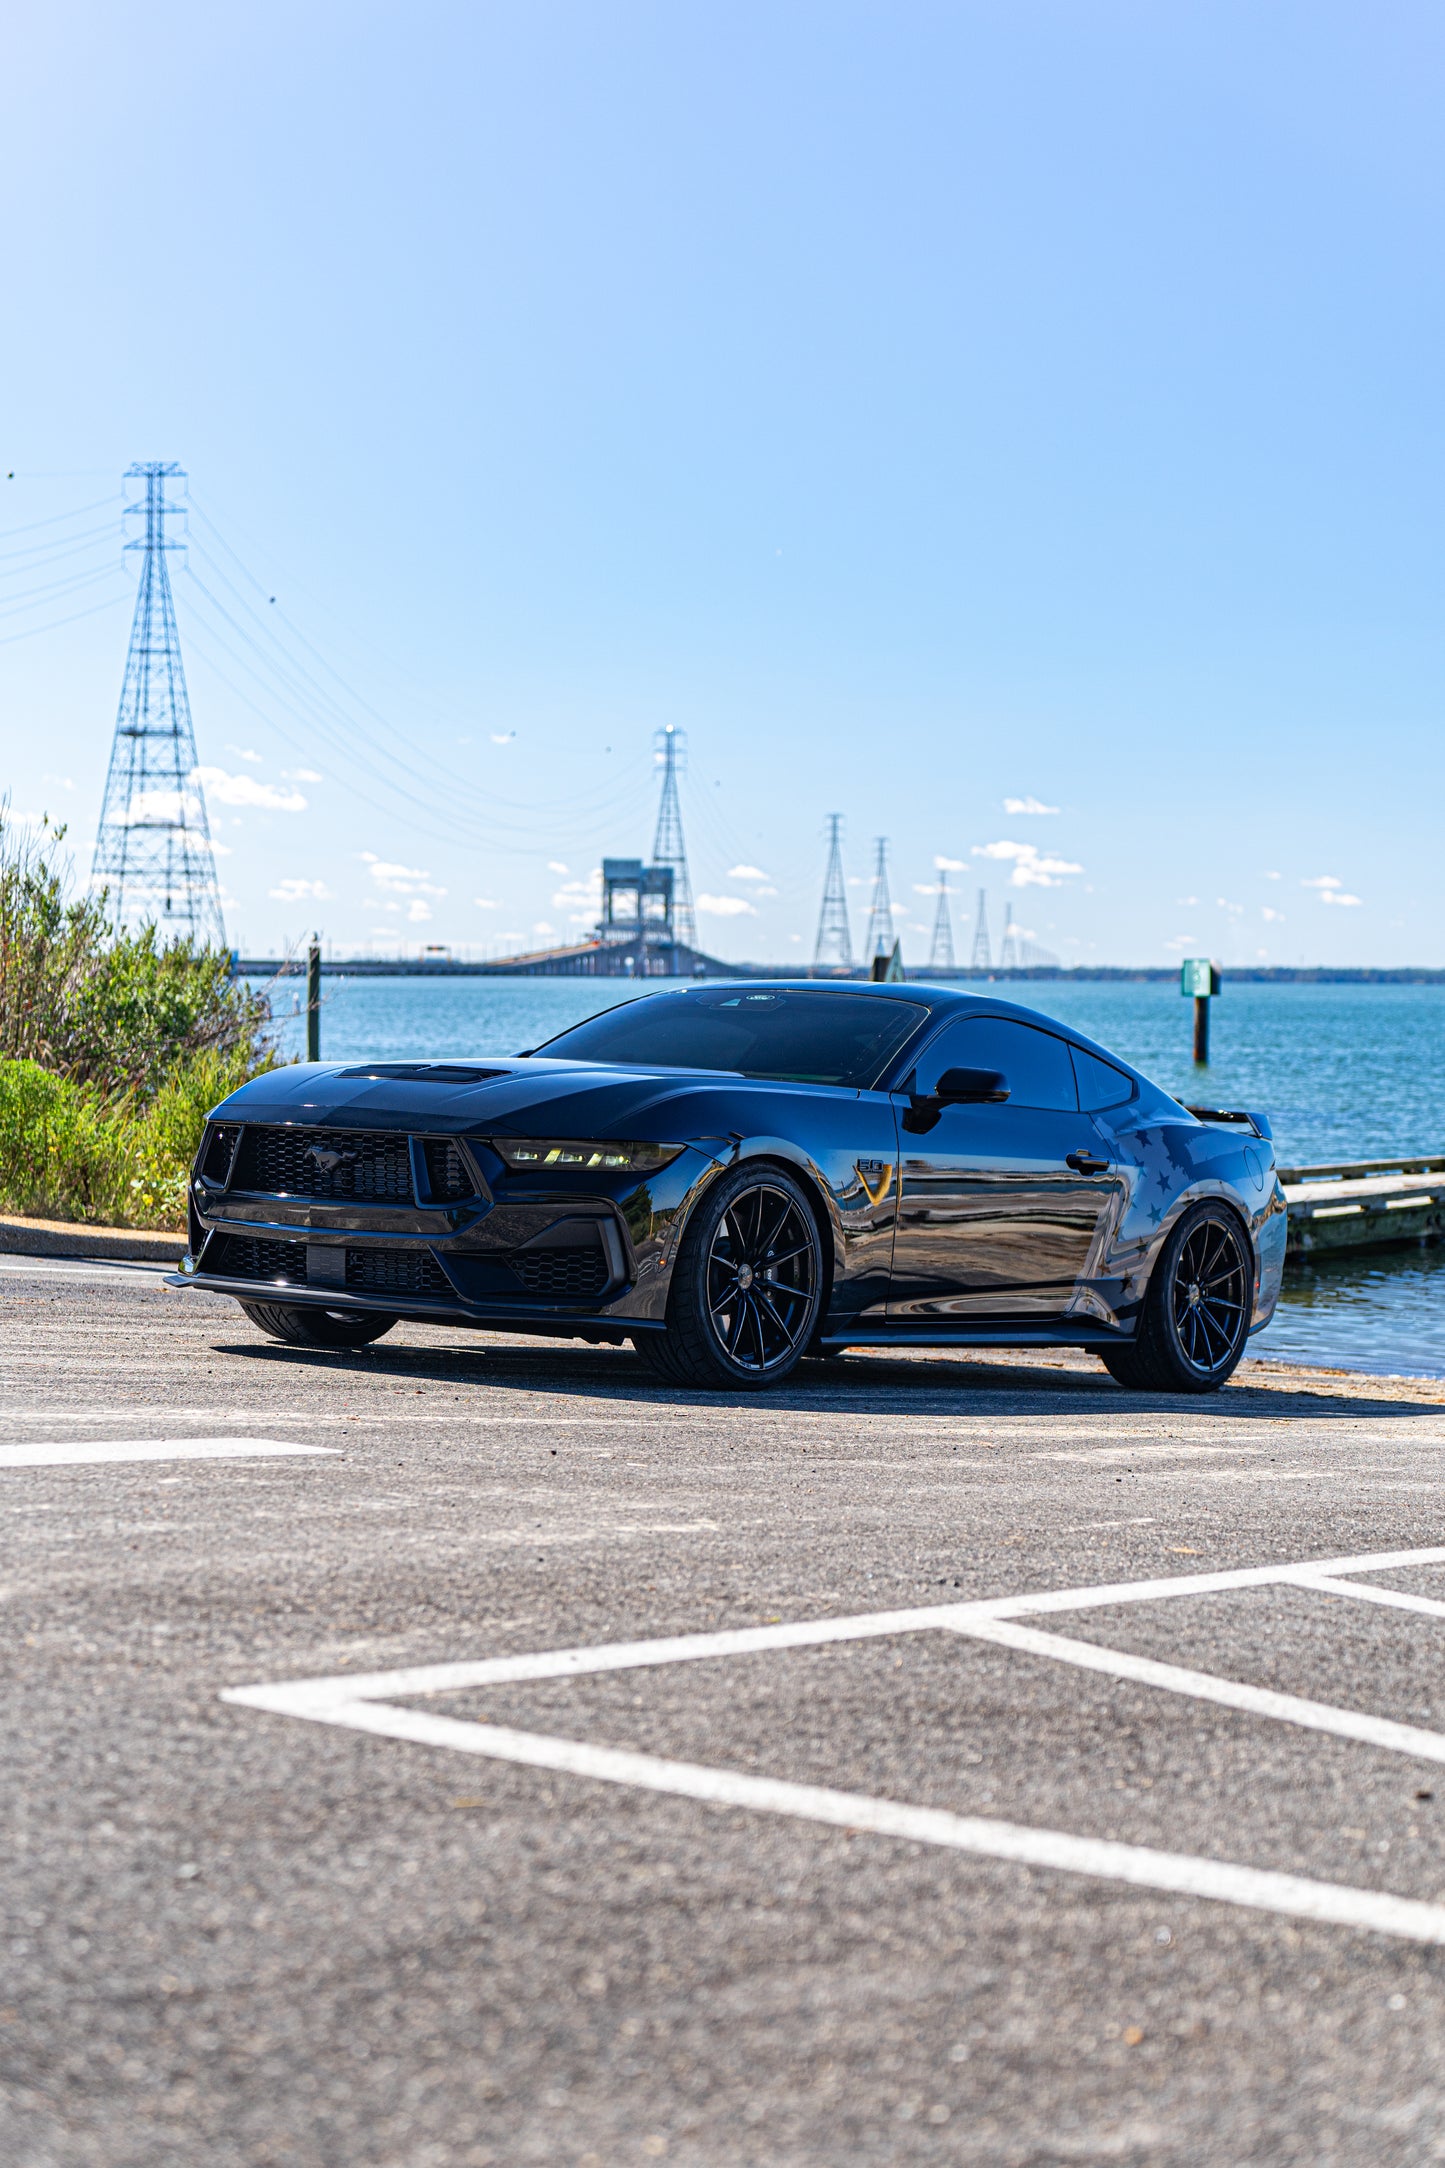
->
[[0, 1215, 184, 1264]]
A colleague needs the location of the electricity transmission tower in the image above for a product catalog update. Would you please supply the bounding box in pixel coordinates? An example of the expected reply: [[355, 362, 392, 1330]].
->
[[650, 725, 696, 952], [998, 902, 1018, 970], [92, 464, 225, 948], [927, 865, 956, 973], [813, 813, 853, 971], [863, 838, 894, 962], [969, 888, 992, 972]]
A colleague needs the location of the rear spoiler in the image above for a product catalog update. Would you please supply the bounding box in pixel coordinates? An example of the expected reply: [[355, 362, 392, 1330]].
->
[[1182, 1105, 1273, 1142]]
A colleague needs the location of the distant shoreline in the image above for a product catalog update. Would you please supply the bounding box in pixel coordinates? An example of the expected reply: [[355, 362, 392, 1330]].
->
[[233, 958, 1445, 985]]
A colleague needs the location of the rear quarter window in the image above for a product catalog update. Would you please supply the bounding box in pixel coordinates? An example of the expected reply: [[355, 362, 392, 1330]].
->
[[1071, 1046, 1136, 1111]]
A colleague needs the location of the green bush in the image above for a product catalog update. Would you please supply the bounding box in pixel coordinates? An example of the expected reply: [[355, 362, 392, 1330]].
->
[[0, 814, 280, 1228]]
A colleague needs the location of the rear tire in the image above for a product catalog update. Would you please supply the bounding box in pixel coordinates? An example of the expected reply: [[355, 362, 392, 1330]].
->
[[1100, 1203, 1252, 1393], [638, 1163, 824, 1390], [238, 1301, 398, 1349]]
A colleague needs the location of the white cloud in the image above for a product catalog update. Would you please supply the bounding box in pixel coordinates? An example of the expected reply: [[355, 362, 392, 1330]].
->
[[973, 839, 1082, 888], [1264, 870, 1282, 880], [195, 766, 307, 812], [1163, 934, 1200, 952], [934, 854, 966, 871], [1301, 874, 1341, 890], [227, 745, 262, 764], [491, 731, 515, 745], [1321, 889, 1363, 907], [407, 898, 433, 924], [547, 860, 569, 875], [1003, 796, 1059, 815], [753, 884, 778, 897], [1217, 898, 1244, 918], [474, 895, 501, 910], [533, 920, 556, 937], [268, 877, 333, 903], [1176, 895, 1200, 906], [913, 882, 942, 896], [697, 893, 757, 917], [728, 864, 770, 882], [361, 852, 446, 899], [1261, 906, 1284, 923], [40, 773, 74, 791], [553, 868, 603, 924], [285, 767, 324, 783]]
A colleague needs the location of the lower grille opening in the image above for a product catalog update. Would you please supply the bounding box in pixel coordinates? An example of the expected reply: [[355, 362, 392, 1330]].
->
[[345, 1247, 452, 1298], [206, 1234, 308, 1284], [512, 1246, 610, 1298]]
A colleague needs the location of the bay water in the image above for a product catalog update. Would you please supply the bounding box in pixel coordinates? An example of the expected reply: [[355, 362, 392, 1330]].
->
[[255, 973, 1445, 1379]]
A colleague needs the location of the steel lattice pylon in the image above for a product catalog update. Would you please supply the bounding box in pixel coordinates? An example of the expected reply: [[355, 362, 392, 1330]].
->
[[650, 726, 696, 952], [969, 888, 992, 972], [863, 837, 894, 962], [813, 813, 853, 970], [91, 463, 225, 949], [927, 864, 956, 972]]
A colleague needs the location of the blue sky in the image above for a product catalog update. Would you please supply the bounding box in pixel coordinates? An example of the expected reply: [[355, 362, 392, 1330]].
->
[[2, 1, 1441, 965]]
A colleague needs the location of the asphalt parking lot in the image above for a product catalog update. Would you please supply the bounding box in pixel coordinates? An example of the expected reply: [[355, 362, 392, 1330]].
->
[[5, 1256, 1445, 2167]]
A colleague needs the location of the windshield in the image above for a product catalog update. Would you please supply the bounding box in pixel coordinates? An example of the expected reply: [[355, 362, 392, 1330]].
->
[[535, 988, 929, 1087]]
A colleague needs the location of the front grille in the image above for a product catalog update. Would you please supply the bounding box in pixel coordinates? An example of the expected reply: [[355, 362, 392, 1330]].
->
[[206, 1233, 308, 1283], [232, 1126, 414, 1203], [345, 1247, 452, 1297], [421, 1137, 473, 1201], [512, 1246, 609, 1298]]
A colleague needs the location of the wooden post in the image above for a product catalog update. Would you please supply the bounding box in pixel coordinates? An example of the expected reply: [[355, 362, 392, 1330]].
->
[[1181, 957, 1218, 1065], [306, 937, 321, 1062]]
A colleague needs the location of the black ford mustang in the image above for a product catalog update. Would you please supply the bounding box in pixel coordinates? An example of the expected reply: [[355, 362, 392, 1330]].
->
[[171, 981, 1286, 1393]]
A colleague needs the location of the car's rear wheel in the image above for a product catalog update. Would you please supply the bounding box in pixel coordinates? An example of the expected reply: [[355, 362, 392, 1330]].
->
[[635, 1163, 823, 1390], [1100, 1203, 1252, 1393], [238, 1301, 399, 1349]]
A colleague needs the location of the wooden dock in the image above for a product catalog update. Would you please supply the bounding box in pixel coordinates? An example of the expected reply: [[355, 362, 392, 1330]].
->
[[1281, 1155, 1445, 1258]]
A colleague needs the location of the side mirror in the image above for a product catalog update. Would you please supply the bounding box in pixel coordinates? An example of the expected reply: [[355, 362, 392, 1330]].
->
[[935, 1067, 1010, 1104]]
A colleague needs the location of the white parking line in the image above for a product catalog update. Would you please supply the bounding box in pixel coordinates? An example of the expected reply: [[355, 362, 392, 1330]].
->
[[0, 1438, 340, 1468], [223, 1541, 1445, 1946], [945, 1615, 1445, 1763]]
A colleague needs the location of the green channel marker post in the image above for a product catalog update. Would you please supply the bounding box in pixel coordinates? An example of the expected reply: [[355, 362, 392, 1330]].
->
[[1181, 956, 1220, 1063], [306, 937, 322, 1062]]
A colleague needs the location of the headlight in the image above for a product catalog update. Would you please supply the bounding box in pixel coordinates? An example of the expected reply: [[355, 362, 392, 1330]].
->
[[490, 1138, 685, 1173]]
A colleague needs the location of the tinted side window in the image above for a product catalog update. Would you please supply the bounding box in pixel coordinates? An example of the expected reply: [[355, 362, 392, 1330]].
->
[[914, 1017, 1078, 1111], [1071, 1046, 1135, 1111]]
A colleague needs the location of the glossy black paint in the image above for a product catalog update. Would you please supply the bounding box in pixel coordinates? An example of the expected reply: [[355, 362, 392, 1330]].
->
[[172, 981, 1287, 1355]]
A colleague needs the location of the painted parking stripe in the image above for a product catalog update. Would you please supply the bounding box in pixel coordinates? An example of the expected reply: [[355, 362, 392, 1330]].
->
[[945, 1616, 1445, 1764], [0, 1437, 339, 1468], [224, 1540, 1445, 1946], [233, 1692, 1445, 1947]]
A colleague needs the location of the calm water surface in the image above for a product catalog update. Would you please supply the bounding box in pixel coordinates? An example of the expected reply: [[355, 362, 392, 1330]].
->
[[256, 973, 1445, 1379]]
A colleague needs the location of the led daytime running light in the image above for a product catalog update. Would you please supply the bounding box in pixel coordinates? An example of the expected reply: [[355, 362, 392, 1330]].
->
[[493, 1138, 683, 1173]]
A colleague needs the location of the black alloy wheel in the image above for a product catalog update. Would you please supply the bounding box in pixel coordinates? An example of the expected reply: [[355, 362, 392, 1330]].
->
[[1100, 1203, 1253, 1394], [635, 1164, 823, 1390], [238, 1301, 398, 1349]]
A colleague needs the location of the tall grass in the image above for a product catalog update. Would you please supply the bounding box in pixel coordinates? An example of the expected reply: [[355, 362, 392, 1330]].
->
[[0, 814, 278, 1228]]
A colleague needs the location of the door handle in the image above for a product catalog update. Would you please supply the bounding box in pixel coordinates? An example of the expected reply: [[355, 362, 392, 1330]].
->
[[1066, 1150, 1110, 1176]]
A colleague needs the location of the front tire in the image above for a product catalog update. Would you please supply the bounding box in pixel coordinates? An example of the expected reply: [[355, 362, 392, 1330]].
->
[[238, 1301, 398, 1349], [1100, 1203, 1252, 1394], [637, 1163, 824, 1390]]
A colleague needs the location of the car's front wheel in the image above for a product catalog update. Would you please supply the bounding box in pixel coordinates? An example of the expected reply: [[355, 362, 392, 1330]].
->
[[1100, 1203, 1253, 1393], [238, 1301, 398, 1349], [635, 1163, 824, 1389]]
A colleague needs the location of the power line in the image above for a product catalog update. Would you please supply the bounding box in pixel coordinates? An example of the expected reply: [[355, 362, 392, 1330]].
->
[[863, 837, 894, 962], [969, 889, 992, 972], [928, 865, 956, 972], [650, 725, 696, 951], [92, 464, 225, 948], [813, 813, 853, 970]]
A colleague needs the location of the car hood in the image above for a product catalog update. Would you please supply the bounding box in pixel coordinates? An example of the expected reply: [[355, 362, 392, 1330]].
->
[[209, 1055, 800, 1142]]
